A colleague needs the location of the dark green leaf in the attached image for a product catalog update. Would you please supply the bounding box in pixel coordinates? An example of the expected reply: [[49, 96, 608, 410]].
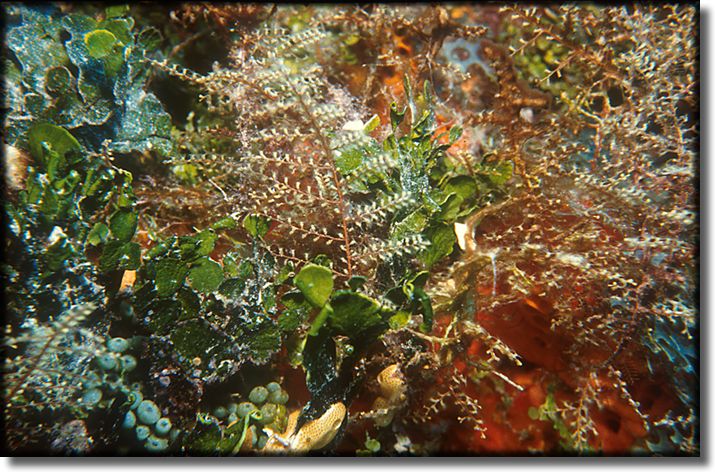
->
[[87, 222, 109, 246], [109, 209, 137, 242], [170, 320, 228, 366], [45, 66, 72, 96], [388, 310, 410, 330], [155, 257, 189, 297], [278, 292, 310, 332], [442, 175, 477, 200], [137, 27, 162, 50], [179, 230, 217, 260], [312, 254, 332, 268], [437, 193, 462, 222], [413, 286, 433, 333], [250, 321, 282, 363], [391, 209, 428, 241], [486, 160, 514, 186], [184, 414, 222, 455], [334, 146, 363, 174], [218, 278, 244, 299], [188, 257, 224, 294], [98, 18, 133, 45], [176, 287, 201, 320], [102, 50, 124, 78], [99, 240, 140, 272], [348, 275, 368, 291], [221, 252, 242, 277], [302, 328, 337, 396], [420, 223, 457, 267], [144, 236, 175, 260], [218, 260, 253, 297], [407, 270, 429, 289], [328, 291, 384, 340]]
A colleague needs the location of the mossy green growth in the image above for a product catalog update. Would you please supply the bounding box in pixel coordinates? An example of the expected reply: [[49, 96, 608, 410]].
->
[[277, 291, 311, 332], [169, 320, 230, 364], [154, 257, 190, 298], [132, 228, 282, 374], [99, 240, 141, 273]]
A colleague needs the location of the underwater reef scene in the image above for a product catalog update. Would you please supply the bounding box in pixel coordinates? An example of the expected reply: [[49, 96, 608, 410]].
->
[[2, 3, 698, 456]]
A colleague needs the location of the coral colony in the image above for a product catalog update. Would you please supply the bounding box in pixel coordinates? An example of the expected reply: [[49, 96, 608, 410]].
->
[[3, 3, 698, 456]]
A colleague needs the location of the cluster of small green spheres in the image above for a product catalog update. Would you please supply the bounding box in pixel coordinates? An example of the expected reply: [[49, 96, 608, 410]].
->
[[82, 335, 179, 452], [95, 337, 137, 373], [121, 393, 176, 452], [241, 382, 291, 448], [81, 337, 140, 408], [241, 383, 289, 417], [206, 381, 291, 450], [213, 401, 242, 425]]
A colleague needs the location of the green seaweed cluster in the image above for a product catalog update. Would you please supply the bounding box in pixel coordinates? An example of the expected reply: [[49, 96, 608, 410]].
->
[[3, 3, 696, 457], [4, 4, 173, 155], [2, 3, 508, 454]]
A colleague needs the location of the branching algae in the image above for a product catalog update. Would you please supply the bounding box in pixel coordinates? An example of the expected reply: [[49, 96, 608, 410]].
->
[[2, 3, 698, 456]]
